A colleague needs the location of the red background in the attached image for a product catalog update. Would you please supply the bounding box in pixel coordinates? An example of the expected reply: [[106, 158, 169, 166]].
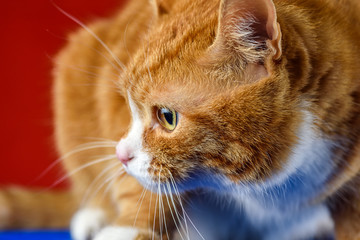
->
[[0, 0, 126, 188]]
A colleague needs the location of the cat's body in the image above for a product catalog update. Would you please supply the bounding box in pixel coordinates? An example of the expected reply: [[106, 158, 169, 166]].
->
[[1, 0, 360, 239]]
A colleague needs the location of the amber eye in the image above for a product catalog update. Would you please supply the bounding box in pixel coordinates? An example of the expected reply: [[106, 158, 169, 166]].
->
[[156, 107, 178, 131]]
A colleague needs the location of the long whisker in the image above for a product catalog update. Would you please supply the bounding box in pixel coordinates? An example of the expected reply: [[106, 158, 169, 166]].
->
[[183, 211, 205, 240], [168, 174, 190, 239], [81, 161, 121, 206], [133, 182, 149, 228], [164, 182, 185, 240], [160, 184, 170, 240], [165, 181, 187, 240], [53, 4, 128, 73], [169, 174, 205, 240], [100, 168, 126, 202], [35, 141, 117, 182], [49, 155, 117, 189], [87, 167, 126, 204], [152, 175, 160, 240], [158, 170, 163, 240], [148, 185, 154, 238], [53, 63, 121, 91]]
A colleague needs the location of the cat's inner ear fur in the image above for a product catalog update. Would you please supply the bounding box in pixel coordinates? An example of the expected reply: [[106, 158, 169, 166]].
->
[[208, 0, 282, 67]]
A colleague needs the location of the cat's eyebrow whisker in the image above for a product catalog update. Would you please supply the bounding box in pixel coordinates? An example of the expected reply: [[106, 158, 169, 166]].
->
[[51, 56, 120, 80], [80, 161, 121, 207], [53, 4, 128, 74], [48, 36, 123, 76], [54, 3, 140, 93], [49, 155, 117, 189], [123, 20, 134, 64]]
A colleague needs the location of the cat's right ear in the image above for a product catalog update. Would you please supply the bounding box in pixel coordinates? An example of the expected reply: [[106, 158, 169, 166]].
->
[[209, 0, 282, 64]]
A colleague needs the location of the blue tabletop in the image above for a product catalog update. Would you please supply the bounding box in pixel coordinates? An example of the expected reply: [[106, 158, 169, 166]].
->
[[0, 230, 71, 240]]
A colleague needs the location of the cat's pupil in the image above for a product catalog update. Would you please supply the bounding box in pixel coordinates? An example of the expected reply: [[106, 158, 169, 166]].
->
[[163, 110, 173, 124]]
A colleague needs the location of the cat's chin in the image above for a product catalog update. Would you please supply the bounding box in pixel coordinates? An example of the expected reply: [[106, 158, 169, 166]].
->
[[126, 167, 225, 195]]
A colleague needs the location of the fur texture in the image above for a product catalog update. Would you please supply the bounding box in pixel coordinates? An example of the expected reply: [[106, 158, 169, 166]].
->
[[1, 0, 360, 239]]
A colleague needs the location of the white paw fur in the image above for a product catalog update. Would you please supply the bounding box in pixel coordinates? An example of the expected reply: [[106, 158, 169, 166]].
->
[[93, 226, 143, 240], [70, 208, 107, 240]]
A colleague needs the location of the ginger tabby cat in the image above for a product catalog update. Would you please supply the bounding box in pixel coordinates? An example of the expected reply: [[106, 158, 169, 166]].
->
[[1, 0, 360, 239]]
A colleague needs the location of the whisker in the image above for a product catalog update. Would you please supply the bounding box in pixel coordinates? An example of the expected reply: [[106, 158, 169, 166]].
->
[[164, 182, 185, 240], [148, 186, 154, 238], [49, 155, 117, 189], [183, 211, 205, 240], [158, 168, 164, 240], [165, 181, 187, 240], [161, 185, 170, 240], [169, 175, 190, 239], [87, 167, 125, 204], [169, 174, 205, 240], [80, 137, 117, 143], [53, 4, 128, 74], [81, 161, 121, 206], [133, 183, 149, 228], [152, 178, 159, 240], [100, 168, 126, 202], [35, 142, 116, 183]]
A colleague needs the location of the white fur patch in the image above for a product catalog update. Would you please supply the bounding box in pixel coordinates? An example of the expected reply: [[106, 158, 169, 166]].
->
[[261, 110, 326, 188], [117, 93, 153, 188], [231, 110, 335, 222], [266, 205, 334, 240], [70, 208, 107, 240], [93, 226, 144, 240]]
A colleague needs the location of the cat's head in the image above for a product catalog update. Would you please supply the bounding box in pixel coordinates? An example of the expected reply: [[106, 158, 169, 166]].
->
[[116, 0, 301, 192]]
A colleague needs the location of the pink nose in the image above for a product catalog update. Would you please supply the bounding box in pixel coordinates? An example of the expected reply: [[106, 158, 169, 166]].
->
[[116, 144, 134, 166]]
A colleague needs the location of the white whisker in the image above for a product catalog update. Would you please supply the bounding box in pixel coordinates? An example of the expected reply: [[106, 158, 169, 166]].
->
[[54, 4, 128, 73], [50, 155, 116, 189], [165, 181, 187, 240], [164, 182, 185, 240], [81, 161, 121, 206], [133, 183, 149, 228]]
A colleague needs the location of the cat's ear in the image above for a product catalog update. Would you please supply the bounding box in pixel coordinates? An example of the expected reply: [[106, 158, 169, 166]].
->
[[149, 0, 175, 16], [211, 0, 282, 63]]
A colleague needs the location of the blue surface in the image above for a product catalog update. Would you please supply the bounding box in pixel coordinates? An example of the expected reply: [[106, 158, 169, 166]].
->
[[0, 230, 71, 240]]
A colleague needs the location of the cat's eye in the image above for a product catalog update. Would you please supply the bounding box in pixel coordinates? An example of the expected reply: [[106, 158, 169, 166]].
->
[[156, 107, 178, 131]]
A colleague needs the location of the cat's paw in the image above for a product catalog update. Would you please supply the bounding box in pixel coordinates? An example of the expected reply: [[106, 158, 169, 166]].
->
[[70, 208, 107, 240], [94, 226, 157, 240]]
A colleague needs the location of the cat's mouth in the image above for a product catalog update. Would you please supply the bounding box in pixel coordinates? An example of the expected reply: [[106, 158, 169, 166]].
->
[[122, 156, 221, 194], [122, 159, 180, 194]]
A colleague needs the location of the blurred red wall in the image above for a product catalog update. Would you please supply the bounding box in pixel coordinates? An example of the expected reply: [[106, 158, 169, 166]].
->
[[0, 0, 126, 188]]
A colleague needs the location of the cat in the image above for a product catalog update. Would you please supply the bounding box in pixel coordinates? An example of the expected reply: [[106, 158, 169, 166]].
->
[[1, 0, 360, 239]]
